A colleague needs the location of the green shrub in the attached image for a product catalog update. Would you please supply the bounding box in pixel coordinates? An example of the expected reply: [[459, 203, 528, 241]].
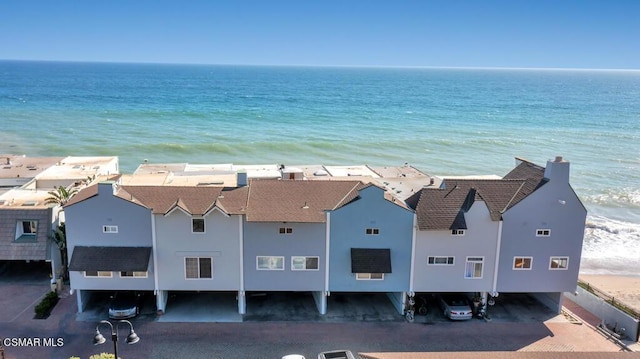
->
[[34, 291, 59, 319]]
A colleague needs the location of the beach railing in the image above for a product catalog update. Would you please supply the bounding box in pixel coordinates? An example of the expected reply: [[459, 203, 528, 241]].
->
[[577, 279, 640, 320]]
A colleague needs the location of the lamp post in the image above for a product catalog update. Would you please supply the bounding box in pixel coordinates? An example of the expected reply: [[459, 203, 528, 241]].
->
[[93, 320, 140, 359]]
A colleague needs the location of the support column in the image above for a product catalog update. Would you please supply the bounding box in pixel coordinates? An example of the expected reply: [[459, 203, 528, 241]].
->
[[238, 290, 246, 315]]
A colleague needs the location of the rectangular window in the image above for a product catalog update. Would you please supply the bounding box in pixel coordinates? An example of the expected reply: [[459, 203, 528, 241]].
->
[[549, 257, 569, 270], [84, 271, 112, 278], [427, 256, 455, 265], [365, 228, 380, 235], [464, 257, 484, 279], [536, 229, 551, 237], [120, 271, 148, 278], [451, 229, 465, 236], [15, 220, 38, 241], [257, 256, 285, 270], [513, 257, 533, 270], [356, 273, 384, 280], [291, 256, 319, 270], [192, 218, 205, 233], [185, 257, 212, 279], [279, 227, 293, 234], [102, 225, 118, 233]]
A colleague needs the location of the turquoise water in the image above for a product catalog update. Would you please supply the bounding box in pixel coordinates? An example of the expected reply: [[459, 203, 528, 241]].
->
[[1, 60, 639, 274]]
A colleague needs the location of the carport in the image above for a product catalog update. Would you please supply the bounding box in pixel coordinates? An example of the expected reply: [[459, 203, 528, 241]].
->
[[75, 290, 155, 322], [157, 291, 241, 322]]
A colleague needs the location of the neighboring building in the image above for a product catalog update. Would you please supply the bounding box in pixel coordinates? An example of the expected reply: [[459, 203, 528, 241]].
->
[[329, 184, 415, 314], [243, 179, 362, 314], [497, 156, 587, 312], [65, 182, 154, 312], [121, 185, 248, 314]]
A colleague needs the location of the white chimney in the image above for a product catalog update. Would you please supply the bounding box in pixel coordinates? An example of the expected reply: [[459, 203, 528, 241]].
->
[[98, 181, 117, 196], [544, 156, 570, 183]]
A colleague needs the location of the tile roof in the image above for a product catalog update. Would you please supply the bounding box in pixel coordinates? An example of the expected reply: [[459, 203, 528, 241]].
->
[[410, 158, 550, 231], [68, 246, 151, 272], [245, 179, 361, 222]]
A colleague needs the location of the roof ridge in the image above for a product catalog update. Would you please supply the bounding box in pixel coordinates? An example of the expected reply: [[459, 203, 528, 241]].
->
[[332, 181, 362, 210]]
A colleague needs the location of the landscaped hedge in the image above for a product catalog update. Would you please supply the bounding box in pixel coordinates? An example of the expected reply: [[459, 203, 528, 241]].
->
[[34, 291, 59, 319]]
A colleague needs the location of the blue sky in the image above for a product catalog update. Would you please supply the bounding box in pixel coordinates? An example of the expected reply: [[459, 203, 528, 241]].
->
[[1, 0, 638, 69]]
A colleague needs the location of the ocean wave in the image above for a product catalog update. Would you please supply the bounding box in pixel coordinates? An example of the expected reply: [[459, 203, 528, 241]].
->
[[583, 187, 640, 207], [582, 215, 640, 260]]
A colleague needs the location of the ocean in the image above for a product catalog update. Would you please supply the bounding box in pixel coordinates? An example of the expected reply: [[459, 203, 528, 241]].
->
[[1, 60, 638, 275]]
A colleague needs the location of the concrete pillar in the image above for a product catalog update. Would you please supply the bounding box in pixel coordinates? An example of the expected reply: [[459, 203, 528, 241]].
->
[[238, 290, 246, 315], [312, 291, 327, 315], [156, 290, 168, 314]]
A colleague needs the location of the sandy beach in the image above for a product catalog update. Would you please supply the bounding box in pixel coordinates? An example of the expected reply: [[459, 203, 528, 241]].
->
[[578, 274, 640, 313]]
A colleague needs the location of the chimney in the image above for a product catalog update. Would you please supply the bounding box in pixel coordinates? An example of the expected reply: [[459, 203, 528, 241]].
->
[[98, 181, 117, 196], [237, 171, 248, 187], [544, 156, 570, 183]]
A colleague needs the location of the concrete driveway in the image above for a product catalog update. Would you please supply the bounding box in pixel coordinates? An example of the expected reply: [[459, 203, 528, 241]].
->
[[0, 260, 51, 323]]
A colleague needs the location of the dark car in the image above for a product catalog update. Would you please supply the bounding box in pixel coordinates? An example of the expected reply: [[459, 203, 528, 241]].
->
[[437, 293, 473, 320], [108, 291, 141, 319]]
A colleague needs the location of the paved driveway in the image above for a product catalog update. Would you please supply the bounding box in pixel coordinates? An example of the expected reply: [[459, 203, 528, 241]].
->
[[0, 261, 51, 323]]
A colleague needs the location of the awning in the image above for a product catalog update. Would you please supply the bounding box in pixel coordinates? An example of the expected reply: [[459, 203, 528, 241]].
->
[[351, 248, 392, 273], [68, 246, 151, 272]]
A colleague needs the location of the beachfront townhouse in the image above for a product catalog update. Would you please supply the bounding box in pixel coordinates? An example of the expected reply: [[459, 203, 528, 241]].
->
[[328, 183, 415, 314], [65, 182, 155, 312], [121, 185, 248, 314], [408, 179, 525, 295], [242, 179, 362, 315], [497, 157, 587, 312]]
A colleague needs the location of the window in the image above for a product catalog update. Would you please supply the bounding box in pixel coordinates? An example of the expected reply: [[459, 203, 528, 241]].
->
[[550, 257, 569, 270], [257, 256, 285, 270], [291, 256, 319, 270], [15, 220, 38, 241], [464, 257, 484, 279], [451, 229, 465, 236], [536, 229, 551, 237], [365, 228, 380, 235], [84, 271, 112, 278], [103, 225, 118, 233], [356, 273, 384, 280], [279, 227, 293, 234], [120, 271, 148, 278], [513, 257, 533, 270], [192, 218, 205, 233], [185, 257, 212, 279], [427, 256, 455, 265]]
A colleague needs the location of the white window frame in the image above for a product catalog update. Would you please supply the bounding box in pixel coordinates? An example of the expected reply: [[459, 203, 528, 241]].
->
[[192, 218, 205, 234], [119, 271, 148, 278], [365, 228, 380, 235], [464, 256, 484, 279], [291, 256, 320, 271], [427, 256, 455, 265], [256, 256, 285, 271], [549, 257, 569, 270], [451, 229, 465, 236], [536, 229, 551, 237], [15, 220, 38, 240], [356, 273, 384, 280], [513, 256, 533, 270], [84, 271, 112, 278], [102, 225, 118, 233], [279, 227, 293, 234], [184, 257, 213, 279]]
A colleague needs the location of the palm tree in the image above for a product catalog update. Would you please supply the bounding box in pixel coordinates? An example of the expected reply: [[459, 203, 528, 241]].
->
[[45, 186, 78, 206], [52, 223, 69, 281]]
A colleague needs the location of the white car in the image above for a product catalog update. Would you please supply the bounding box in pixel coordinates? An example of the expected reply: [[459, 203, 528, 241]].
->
[[438, 294, 473, 320]]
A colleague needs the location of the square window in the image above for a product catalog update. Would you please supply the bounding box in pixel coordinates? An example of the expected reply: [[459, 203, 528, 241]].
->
[[451, 229, 465, 236], [120, 271, 148, 278], [464, 257, 483, 279], [15, 220, 38, 241], [291, 256, 319, 270], [103, 225, 118, 233], [550, 257, 569, 270], [84, 271, 111, 278], [513, 257, 533, 270], [427, 256, 455, 265], [279, 227, 293, 234], [185, 257, 212, 279], [356, 273, 384, 280], [192, 218, 205, 233]]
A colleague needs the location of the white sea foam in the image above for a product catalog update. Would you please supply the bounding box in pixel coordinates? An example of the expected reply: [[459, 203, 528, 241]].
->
[[581, 215, 640, 275]]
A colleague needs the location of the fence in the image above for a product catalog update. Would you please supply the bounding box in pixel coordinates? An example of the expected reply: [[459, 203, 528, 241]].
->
[[577, 279, 640, 320]]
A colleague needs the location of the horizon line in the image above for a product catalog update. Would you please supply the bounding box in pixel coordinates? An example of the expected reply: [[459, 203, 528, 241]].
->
[[2, 58, 640, 72]]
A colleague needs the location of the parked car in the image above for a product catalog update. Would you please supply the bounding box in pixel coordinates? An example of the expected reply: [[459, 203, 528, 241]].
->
[[437, 293, 473, 320], [108, 291, 141, 319], [317, 350, 356, 359]]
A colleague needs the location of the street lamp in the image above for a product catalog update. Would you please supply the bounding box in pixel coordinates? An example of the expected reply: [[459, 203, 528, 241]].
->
[[93, 320, 140, 359]]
